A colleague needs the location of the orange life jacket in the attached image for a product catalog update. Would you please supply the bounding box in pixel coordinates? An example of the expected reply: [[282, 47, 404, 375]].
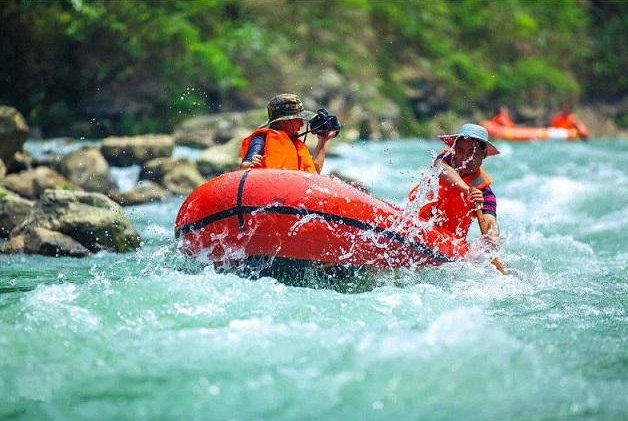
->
[[240, 128, 317, 173], [410, 167, 492, 239], [551, 112, 589, 137], [490, 110, 515, 127]]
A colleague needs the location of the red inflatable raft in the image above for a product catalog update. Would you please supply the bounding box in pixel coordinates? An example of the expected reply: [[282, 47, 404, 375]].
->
[[175, 169, 469, 269], [480, 120, 581, 141]]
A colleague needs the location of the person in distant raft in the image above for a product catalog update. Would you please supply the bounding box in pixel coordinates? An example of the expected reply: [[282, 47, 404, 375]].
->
[[489, 105, 515, 127], [550, 103, 589, 138], [410, 123, 501, 245], [240, 93, 339, 174]]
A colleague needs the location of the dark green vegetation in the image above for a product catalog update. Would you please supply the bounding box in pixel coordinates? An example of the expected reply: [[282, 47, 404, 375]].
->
[[1, 0, 627, 136]]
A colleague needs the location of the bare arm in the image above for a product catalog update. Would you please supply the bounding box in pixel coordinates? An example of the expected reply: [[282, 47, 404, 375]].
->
[[435, 158, 470, 193], [481, 212, 500, 243], [312, 131, 336, 174]]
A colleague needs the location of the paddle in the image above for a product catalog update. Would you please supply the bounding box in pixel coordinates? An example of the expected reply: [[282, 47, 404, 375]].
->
[[475, 208, 509, 275]]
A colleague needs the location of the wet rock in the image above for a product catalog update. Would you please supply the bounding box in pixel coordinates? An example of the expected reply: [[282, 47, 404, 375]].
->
[[6, 150, 32, 173], [59, 146, 117, 193], [0, 186, 34, 237], [139, 157, 179, 183], [23, 227, 91, 257], [140, 158, 205, 195], [1, 234, 25, 254], [9, 189, 140, 254], [1, 228, 90, 257], [162, 163, 206, 195], [101, 134, 174, 167], [1, 167, 74, 199], [109, 181, 168, 206], [196, 134, 244, 177], [0, 106, 29, 169], [173, 109, 266, 149]]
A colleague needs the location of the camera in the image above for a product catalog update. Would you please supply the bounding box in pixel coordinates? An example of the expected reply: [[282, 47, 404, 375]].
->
[[309, 108, 341, 136]]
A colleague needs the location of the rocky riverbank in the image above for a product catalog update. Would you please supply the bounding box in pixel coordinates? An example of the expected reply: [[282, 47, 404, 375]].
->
[[0, 106, 242, 258]]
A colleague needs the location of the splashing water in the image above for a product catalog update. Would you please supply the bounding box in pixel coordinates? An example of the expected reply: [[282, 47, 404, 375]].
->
[[1, 139, 627, 420]]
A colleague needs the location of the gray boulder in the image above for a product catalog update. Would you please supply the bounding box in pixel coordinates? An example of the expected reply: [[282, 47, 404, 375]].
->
[[101, 134, 174, 167], [17, 227, 90, 257], [6, 150, 32, 174], [139, 157, 180, 183], [109, 181, 168, 206], [0, 106, 29, 169], [8, 189, 140, 254], [196, 133, 245, 176], [162, 164, 206, 195], [1, 234, 25, 254], [0, 186, 34, 237], [173, 109, 266, 149], [1, 167, 74, 199], [59, 146, 117, 193], [140, 158, 205, 195]]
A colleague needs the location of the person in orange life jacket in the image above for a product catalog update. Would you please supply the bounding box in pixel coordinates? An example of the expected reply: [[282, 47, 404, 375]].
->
[[490, 105, 515, 127], [240, 94, 337, 174], [411, 124, 501, 246], [550, 103, 589, 138]]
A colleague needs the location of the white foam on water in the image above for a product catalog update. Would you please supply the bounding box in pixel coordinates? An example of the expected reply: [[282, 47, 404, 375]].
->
[[172, 301, 224, 317], [25, 284, 101, 331], [172, 145, 203, 159], [24, 138, 98, 158], [497, 198, 527, 222], [504, 174, 588, 226], [109, 165, 141, 192], [583, 204, 628, 234], [29, 283, 78, 304], [143, 223, 172, 238]]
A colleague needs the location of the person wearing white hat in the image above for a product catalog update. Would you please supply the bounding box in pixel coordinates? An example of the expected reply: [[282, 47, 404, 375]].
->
[[410, 123, 501, 247]]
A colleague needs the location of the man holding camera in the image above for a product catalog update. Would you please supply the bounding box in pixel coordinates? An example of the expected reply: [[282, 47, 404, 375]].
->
[[240, 93, 339, 174]]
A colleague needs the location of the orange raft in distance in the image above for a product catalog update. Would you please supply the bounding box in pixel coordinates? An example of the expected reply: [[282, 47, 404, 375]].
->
[[174, 169, 469, 270], [480, 120, 582, 142]]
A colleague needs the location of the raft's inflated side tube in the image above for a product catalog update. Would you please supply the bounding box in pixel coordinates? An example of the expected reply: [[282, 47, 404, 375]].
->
[[481, 120, 581, 141], [175, 169, 469, 269]]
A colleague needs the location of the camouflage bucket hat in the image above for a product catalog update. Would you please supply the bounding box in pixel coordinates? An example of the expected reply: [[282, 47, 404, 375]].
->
[[260, 94, 316, 127]]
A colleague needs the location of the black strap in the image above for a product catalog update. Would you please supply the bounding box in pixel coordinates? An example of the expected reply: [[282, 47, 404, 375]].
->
[[236, 170, 250, 232]]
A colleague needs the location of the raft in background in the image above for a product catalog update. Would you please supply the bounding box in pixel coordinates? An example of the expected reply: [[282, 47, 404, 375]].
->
[[480, 120, 582, 141], [174, 169, 469, 274]]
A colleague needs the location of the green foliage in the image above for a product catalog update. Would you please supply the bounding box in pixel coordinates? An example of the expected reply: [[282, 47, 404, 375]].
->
[[0, 0, 625, 136], [584, 0, 628, 98], [61, 182, 76, 191], [617, 112, 628, 130], [496, 58, 580, 105]]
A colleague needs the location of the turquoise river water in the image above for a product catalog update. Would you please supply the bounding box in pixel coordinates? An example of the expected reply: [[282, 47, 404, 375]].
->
[[1, 139, 627, 420]]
